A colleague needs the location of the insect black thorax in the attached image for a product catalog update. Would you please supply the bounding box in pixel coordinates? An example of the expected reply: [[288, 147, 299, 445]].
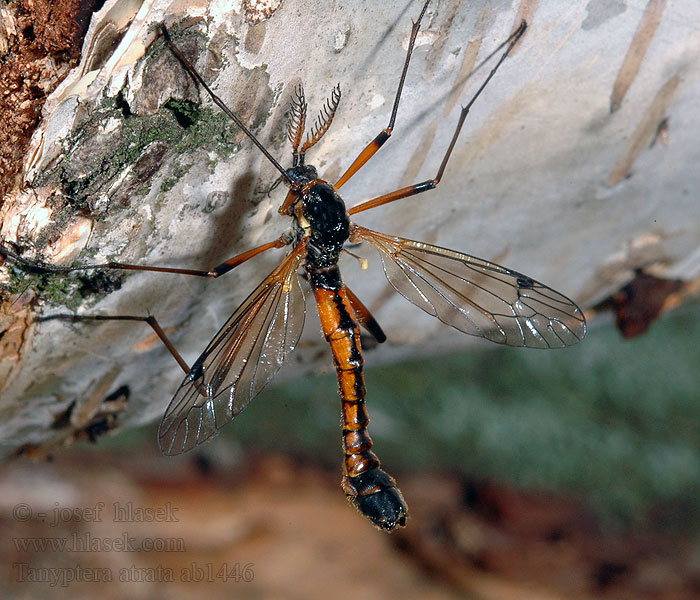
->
[[301, 181, 349, 265], [285, 161, 350, 286]]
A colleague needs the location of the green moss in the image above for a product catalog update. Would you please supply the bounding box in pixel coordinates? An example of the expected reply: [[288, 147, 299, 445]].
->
[[6, 268, 82, 311], [32, 93, 245, 217], [29, 19, 276, 220], [163, 99, 202, 128], [21, 21, 274, 308], [175, 107, 241, 157], [4, 250, 124, 309], [160, 160, 194, 192]]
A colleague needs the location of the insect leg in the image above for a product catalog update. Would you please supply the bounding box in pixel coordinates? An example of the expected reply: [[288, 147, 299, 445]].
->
[[344, 285, 386, 343], [209, 236, 289, 276], [37, 313, 190, 375], [334, 0, 431, 190], [1, 236, 288, 279], [348, 21, 527, 216]]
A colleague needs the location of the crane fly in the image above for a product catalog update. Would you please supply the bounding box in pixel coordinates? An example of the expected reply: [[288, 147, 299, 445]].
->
[[1, 1, 586, 531]]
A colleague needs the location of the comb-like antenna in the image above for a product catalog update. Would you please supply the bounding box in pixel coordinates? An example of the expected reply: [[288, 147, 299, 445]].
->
[[299, 84, 341, 156], [287, 84, 308, 165]]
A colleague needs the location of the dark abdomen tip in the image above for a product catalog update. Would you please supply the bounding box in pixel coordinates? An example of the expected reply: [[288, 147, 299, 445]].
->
[[344, 468, 408, 532], [354, 487, 408, 532]]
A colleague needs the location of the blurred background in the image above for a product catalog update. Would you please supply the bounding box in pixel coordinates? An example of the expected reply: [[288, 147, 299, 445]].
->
[[2, 302, 699, 599]]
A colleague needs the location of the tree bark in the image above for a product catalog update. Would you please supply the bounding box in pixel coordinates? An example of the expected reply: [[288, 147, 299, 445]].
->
[[1, 0, 699, 456]]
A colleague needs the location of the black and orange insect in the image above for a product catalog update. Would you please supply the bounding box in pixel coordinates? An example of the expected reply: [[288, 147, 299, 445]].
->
[[2, 1, 586, 531]]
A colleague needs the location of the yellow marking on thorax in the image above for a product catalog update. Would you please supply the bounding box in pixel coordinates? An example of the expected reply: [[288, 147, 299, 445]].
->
[[294, 201, 311, 235]]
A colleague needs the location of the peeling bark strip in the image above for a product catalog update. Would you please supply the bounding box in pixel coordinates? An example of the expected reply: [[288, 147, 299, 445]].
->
[[607, 74, 679, 186], [0, 298, 35, 395], [610, 0, 668, 114], [0, 0, 94, 204]]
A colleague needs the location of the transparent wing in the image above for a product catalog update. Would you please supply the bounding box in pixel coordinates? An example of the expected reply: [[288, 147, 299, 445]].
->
[[353, 226, 586, 348], [158, 245, 307, 455]]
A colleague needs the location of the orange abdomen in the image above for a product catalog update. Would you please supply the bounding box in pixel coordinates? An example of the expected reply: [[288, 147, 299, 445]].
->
[[313, 285, 408, 531]]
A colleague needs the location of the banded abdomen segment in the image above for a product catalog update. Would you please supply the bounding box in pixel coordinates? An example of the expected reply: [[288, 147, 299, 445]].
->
[[313, 284, 408, 531]]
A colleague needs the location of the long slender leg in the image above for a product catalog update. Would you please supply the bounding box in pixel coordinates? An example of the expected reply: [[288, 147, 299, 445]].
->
[[160, 25, 292, 185], [348, 21, 526, 216], [3, 235, 288, 389], [334, 0, 431, 190], [344, 285, 386, 343], [38, 314, 190, 375], [1, 236, 288, 279]]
